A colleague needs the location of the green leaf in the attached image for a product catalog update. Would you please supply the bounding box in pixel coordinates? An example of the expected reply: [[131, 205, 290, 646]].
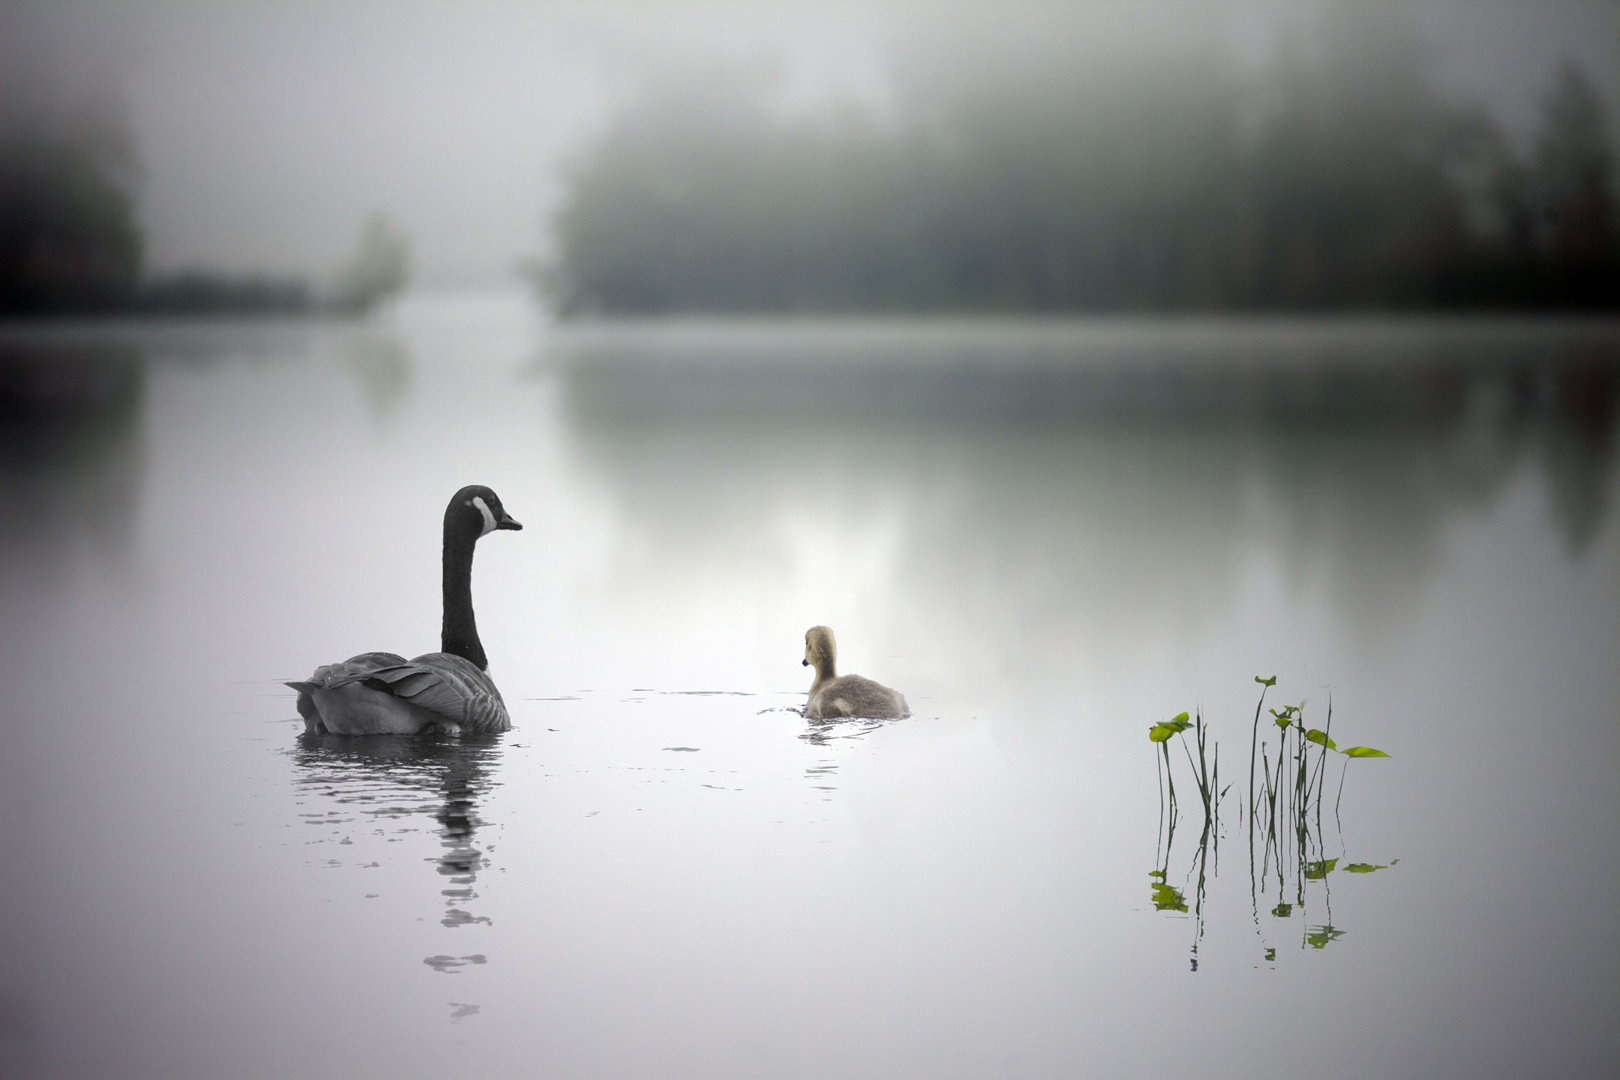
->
[[1271, 902, 1293, 918], [1343, 862, 1389, 874], [1303, 857, 1338, 880], [1306, 924, 1345, 950], [1263, 947, 1276, 961], [1255, 675, 1277, 687], [1148, 870, 1166, 880], [1342, 746, 1391, 758], [1303, 728, 1337, 750], [1150, 713, 1193, 742], [1150, 882, 1188, 913]]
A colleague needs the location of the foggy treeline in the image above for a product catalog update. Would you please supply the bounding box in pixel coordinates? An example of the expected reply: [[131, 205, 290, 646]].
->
[[0, 110, 409, 317], [546, 13, 1620, 316], [4, 6, 1617, 318], [0, 113, 143, 314]]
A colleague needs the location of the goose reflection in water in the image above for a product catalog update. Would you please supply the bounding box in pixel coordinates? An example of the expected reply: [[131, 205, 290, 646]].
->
[[291, 732, 502, 970]]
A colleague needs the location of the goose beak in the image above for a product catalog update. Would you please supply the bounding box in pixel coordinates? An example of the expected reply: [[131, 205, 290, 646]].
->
[[802, 659, 809, 666], [497, 515, 523, 531]]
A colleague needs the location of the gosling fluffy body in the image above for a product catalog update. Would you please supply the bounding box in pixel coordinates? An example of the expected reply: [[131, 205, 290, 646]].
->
[[802, 625, 910, 720]]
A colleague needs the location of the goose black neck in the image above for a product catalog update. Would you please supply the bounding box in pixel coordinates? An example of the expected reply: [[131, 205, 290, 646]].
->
[[441, 526, 487, 670]]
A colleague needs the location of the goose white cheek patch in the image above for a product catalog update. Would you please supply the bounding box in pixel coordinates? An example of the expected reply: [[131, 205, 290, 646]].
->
[[472, 496, 497, 536]]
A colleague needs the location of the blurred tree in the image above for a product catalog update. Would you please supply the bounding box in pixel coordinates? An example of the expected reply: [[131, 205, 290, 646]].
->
[[1243, 10, 1487, 308], [330, 212, 411, 314], [542, 13, 1618, 315], [547, 70, 924, 315], [913, 44, 1245, 310], [1532, 62, 1619, 307], [0, 121, 142, 314], [132, 271, 310, 314]]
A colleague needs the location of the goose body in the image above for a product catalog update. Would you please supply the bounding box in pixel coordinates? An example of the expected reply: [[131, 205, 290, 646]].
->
[[802, 625, 909, 720], [288, 485, 521, 736]]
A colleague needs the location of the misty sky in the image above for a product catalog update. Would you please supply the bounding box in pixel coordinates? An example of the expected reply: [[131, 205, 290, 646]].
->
[[2, 1, 1616, 288]]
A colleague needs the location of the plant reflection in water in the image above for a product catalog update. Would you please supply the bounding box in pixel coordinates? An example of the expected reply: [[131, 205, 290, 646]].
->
[[1148, 678, 1394, 969], [291, 732, 502, 976]]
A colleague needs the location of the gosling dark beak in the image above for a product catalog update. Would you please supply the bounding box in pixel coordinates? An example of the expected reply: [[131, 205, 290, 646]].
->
[[497, 515, 522, 531], [802, 659, 809, 666]]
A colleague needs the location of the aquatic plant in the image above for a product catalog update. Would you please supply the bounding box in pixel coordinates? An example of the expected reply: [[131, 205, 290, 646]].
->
[[1147, 677, 1393, 968], [1149, 710, 1192, 822], [1148, 870, 1188, 914]]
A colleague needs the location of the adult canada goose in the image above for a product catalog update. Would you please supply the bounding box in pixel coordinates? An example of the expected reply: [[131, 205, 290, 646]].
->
[[802, 625, 910, 720], [288, 485, 522, 736]]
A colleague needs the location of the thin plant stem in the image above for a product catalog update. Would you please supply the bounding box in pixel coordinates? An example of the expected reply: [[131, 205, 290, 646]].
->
[[1335, 756, 1349, 829], [1249, 682, 1270, 819], [1316, 695, 1333, 829], [1163, 742, 1177, 822], [1156, 741, 1165, 866]]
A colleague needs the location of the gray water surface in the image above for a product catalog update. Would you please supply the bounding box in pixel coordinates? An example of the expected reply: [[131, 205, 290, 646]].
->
[[1, 296, 1616, 1079]]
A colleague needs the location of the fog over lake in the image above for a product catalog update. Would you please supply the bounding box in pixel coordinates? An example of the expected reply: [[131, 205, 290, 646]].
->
[[2, 2, 1618, 1077], [2, 2, 1617, 289], [0, 296, 1616, 1078]]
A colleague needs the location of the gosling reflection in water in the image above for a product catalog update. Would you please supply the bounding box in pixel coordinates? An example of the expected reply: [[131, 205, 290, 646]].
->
[[292, 732, 500, 941]]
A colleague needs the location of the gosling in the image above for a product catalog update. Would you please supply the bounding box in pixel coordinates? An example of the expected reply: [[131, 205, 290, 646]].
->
[[802, 625, 910, 720]]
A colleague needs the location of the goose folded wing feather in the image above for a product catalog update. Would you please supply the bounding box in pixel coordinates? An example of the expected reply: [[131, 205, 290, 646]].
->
[[328, 653, 507, 728], [396, 653, 510, 731]]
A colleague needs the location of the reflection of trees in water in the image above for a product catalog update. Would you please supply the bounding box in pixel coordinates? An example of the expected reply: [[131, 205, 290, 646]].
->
[[0, 342, 144, 573], [292, 733, 502, 935], [1536, 364, 1618, 551], [552, 322, 1619, 642], [1254, 362, 1619, 625], [0, 325, 413, 578]]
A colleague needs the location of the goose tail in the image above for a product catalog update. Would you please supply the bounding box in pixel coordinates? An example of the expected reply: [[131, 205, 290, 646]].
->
[[286, 684, 325, 733]]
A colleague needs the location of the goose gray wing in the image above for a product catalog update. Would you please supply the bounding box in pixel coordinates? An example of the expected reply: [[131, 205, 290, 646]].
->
[[286, 652, 410, 694], [286, 651, 512, 734], [391, 652, 512, 733]]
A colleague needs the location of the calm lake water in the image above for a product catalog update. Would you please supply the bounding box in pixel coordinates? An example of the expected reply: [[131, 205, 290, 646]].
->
[[1, 294, 1617, 1079]]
